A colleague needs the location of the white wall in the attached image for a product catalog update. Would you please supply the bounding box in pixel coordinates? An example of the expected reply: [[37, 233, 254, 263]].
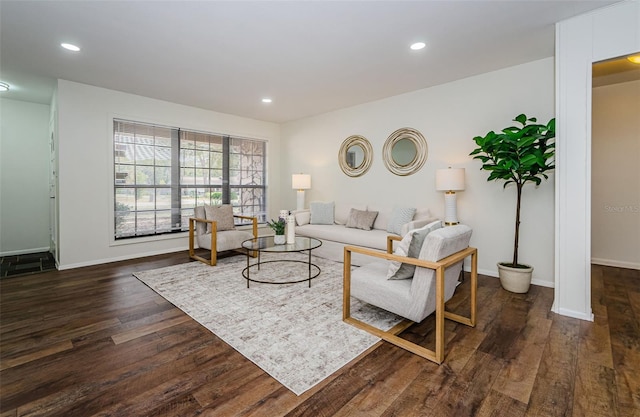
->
[[591, 80, 640, 270], [56, 80, 280, 269], [555, 0, 640, 321], [0, 98, 51, 255], [281, 58, 556, 287]]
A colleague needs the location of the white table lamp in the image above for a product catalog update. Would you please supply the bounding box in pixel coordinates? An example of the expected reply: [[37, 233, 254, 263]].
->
[[292, 174, 311, 211], [436, 167, 465, 225]]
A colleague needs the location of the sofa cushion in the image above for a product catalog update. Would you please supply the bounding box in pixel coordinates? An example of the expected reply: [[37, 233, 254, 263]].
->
[[387, 220, 442, 280], [367, 205, 393, 231], [346, 209, 379, 231], [335, 203, 367, 225], [294, 210, 311, 226], [351, 260, 413, 317], [296, 224, 388, 251], [197, 229, 254, 251], [310, 201, 335, 225], [414, 207, 432, 221], [204, 204, 235, 233], [387, 207, 417, 235]]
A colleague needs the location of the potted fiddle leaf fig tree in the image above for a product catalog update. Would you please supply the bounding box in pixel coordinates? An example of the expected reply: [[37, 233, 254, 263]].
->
[[470, 114, 555, 293]]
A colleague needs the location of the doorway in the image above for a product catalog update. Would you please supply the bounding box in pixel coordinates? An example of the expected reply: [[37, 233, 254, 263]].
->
[[591, 54, 640, 271]]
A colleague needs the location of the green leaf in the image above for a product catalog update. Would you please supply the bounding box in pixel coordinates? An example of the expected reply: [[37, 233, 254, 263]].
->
[[514, 114, 527, 125], [520, 154, 537, 166], [517, 136, 536, 148], [547, 118, 556, 132]]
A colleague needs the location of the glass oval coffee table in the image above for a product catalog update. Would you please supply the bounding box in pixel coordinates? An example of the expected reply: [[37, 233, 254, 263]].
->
[[241, 236, 322, 287]]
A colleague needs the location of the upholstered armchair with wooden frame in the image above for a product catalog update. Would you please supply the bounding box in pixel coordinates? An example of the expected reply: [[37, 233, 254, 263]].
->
[[343, 224, 477, 364], [189, 205, 258, 266]]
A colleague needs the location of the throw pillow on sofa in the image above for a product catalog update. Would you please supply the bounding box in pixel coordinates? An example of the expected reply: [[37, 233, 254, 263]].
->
[[387, 220, 442, 280], [310, 201, 335, 225], [345, 208, 379, 231], [294, 210, 311, 226], [334, 203, 367, 225], [387, 207, 417, 235]]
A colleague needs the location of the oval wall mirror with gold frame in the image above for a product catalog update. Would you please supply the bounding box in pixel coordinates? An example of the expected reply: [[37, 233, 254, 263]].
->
[[382, 127, 428, 176], [338, 135, 373, 177]]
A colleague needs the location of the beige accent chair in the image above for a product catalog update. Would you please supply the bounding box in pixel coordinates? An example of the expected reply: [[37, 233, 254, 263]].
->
[[343, 224, 477, 364], [188, 205, 258, 266]]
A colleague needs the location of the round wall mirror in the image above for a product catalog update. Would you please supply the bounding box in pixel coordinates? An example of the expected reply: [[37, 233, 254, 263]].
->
[[391, 138, 417, 166], [346, 144, 365, 169], [338, 135, 373, 177], [382, 128, 428, 176]]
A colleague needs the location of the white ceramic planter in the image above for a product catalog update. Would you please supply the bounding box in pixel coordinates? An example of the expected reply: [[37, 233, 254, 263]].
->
[[273, 234, 286, 245], [497, 262, 533, 293]]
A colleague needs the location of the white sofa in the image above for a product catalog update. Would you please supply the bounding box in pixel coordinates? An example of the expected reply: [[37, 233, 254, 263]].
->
[[293, 202, 439, 265]]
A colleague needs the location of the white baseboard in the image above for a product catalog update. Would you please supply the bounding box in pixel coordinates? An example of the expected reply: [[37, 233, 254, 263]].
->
[[592, 258, 640, 271], [531, 278, 555, 288], [57, 247, 187, 270], [0, 247, 51, 257], [552, 304, 594, 322], [477, 267, 498, 278]]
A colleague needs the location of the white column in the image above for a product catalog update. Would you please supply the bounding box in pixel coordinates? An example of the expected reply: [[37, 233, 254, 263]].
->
[[554, 1, 640, 321]]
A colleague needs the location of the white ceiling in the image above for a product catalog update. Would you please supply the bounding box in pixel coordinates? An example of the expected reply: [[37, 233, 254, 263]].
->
[[0, 0, 621, 123]]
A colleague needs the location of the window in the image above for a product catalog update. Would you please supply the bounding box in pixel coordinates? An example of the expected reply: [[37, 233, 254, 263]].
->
[[114, 120, 266, 239]]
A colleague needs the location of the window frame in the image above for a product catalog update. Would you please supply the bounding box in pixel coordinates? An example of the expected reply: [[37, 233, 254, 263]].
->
[[113, 119, 267, 240]]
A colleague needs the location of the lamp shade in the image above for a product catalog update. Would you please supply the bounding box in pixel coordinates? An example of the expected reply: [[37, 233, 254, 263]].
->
[[292, 174, 311, 190], [436, 168, 465, 191]]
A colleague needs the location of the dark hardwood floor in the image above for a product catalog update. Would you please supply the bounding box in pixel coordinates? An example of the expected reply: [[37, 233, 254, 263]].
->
[[1, 252, 638, 416]]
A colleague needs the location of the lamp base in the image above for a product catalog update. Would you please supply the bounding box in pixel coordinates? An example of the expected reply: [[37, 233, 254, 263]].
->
[[296, 190, 306, 211], [443, 191, 459, 225]]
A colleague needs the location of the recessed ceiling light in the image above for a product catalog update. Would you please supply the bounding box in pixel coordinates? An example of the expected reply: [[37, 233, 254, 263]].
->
[[261, 98, 272, 103], [627, 55, 640, 64], [61, 43, 80, 52], [0, 82, 9, 92], [410, 42, 426, 51]]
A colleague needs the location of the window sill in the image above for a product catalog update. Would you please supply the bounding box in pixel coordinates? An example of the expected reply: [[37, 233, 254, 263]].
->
[[110, 224, 260, 247]]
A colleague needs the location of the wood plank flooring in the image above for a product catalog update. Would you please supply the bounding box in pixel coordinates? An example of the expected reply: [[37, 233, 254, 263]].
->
[[1, 253, 638, 416]]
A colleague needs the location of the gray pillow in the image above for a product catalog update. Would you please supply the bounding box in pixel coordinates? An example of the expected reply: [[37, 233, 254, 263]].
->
[[294, 210, 311, 226], [204, 204, 235, 233], [345, 209, 379, 231], [387, 220, 442, 280], [310, 201, 335, 225], [387, 207, 416, 235]]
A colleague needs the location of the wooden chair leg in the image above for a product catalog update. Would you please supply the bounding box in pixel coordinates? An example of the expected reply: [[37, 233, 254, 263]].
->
[[189, 218, 196, 260], [343, 246, 443, 364], [210, 225, 217, 266], [189, 218, 210, 265], [342, 246, 478, 365], [444, 249, 478, 327], [189, 217, 217, 266], [435, 265, 445, 364]]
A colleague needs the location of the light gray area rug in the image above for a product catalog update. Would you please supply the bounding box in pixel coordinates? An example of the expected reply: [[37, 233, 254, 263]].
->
[[133, 253, 400, 395]]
